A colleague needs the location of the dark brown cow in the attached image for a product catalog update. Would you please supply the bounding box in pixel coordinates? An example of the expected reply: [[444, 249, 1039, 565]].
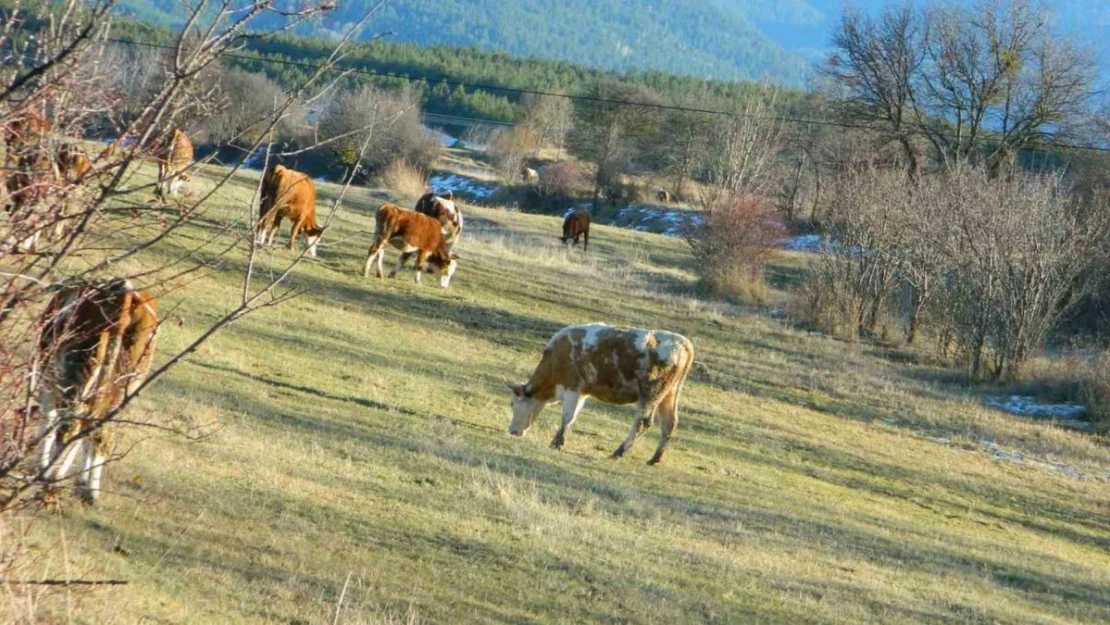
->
[[154, 129, 194, 200], [560, 208, 590, 251], [36, 278, 159, 504], [363, 203, 459, 288], [256, 164, 324, 257], [506, 323, 695, 465]]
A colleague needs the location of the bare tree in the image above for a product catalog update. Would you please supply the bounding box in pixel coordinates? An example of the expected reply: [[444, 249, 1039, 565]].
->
[[0, 0, 389, 517]]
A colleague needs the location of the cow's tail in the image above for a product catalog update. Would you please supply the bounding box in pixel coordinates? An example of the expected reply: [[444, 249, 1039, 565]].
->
[[672, 337, 695, 412]]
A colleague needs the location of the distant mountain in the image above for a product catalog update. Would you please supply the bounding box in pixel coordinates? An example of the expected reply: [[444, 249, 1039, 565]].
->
[[112, 1, 1108, 87]]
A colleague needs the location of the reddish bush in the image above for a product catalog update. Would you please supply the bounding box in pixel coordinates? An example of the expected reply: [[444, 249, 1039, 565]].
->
[[686, 196, 785, 300]]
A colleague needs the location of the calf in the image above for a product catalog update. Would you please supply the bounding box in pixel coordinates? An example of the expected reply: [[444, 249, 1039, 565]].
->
[[36, 278, 159, 504], [560, 208, 590, 251], [363, 203, 459, 288], [506, 323, 694, 465], [256, 164, 324, 257], [154, 129, 194, 200]]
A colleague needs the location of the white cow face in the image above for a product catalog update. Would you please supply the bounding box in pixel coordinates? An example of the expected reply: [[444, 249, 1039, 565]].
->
[[506, 382, 544, 436]]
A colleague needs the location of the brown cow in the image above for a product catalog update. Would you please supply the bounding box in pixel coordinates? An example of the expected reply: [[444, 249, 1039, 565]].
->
[[2, 110, 50, 161], [256, 164, 324, 257], [36, 278, 159, 504], [363, 203, 459, 288], [154, 129, 194, 201], [656, 189, 672, 203], [506, 323, 694, 465], [414, 190, 462, 250], [55, 143, 91, 182], [560, 208, 590, 251]]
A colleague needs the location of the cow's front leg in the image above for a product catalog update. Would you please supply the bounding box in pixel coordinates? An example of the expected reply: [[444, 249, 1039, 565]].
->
[[551, 391, 586, 450], [611, 402, 653, 459], [413, 250, 430, 284]]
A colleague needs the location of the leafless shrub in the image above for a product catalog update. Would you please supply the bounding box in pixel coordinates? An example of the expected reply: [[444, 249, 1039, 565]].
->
[[0, 0, 389, 522], [317, 85, 440, 177], [488, 124, 539, 183], [687, 196, 783, 302], [1078, 353, 1110, 429], [535, 160, 593, 200], [375, 159, 427, 200]]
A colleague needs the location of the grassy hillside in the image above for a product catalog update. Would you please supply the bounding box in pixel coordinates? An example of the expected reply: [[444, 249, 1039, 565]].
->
[[8, 155, 1110, 623]]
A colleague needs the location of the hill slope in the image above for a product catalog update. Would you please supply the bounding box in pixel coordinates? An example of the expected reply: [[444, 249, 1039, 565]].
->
[[13, 154, 1110, 623], [114, 0, 809, 83]]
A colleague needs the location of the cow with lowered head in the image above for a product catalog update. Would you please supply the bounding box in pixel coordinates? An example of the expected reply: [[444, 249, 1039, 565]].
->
[[560, 208, 590, 251], [36, 278, 159, 505], [506, 323, 694, 465], [256, 164, 324, 257], [364, 203, 459, 288]]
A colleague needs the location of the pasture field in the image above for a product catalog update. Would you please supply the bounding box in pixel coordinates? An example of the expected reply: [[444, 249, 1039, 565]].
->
[[6, 160, 1110, 624]]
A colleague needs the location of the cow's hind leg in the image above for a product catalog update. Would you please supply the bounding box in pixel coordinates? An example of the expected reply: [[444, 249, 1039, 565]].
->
[[550, 391, 586, 450], [647, 390, 678, 465], [363, 240, 386, 278], [611, 401, 655, 459], [390, 251, 414, 279]]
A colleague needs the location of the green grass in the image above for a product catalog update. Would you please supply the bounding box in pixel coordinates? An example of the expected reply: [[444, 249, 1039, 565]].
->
[[6, 160, 1110, 624]]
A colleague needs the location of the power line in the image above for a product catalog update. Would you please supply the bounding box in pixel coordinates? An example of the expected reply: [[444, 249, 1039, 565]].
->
[[102, 36, 1110, 154]]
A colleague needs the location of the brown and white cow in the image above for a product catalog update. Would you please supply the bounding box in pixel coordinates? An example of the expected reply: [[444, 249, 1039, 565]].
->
[[256, 164, 324, 257], [506, 323, 694, 465], [560, 208, 590, 251], [363, 202, 459, 288], [55, 143, 92, 182], [414, 190, 462, 249], [521, 166, 539, 183], [656, 189, 672, 203], [154, 129, 194, 201], [36, 278, 159, 504]]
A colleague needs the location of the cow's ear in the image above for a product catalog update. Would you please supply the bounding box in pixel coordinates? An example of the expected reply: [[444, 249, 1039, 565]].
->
[[505, 381, 525, 397]]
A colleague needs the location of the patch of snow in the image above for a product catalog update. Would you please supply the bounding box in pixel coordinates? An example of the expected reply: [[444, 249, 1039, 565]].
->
[[928, 436, 951, 446], [981, 439, 1024, 462], [424, 125, 459, 148], [778, 234, 826, 252], [428, 173, 498, 201], [986, 395, 1089, 430]]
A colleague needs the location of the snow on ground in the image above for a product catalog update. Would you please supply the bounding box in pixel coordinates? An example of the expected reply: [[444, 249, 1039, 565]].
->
[[986, 395, 1091, 430], [778, 234, 826, 252], [428, 173, 498, 201], [613, 206, 702, 237]]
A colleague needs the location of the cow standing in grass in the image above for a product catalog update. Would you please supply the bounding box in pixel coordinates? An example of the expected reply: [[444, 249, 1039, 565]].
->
[[560, 208, 590, 251], [506, 323, 694, 465], [256, 164, 324, 257], [363, 203, 459, 288], [414, 190, 463, 250], [36, 278, 159, 504], [656, 189, 672, 203], [154, 129, 194, 201]]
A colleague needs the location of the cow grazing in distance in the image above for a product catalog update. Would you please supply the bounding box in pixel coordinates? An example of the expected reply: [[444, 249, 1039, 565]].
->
[[560, 208, 590, 251], [656, 189, 672, 203], [154, 129, 194, 201], [414, 190, 463, 249], [36, 278, 159, 505], [521, 166, 539, 183], [506, 323, 694, 465], [363, 203, 459, 288], [56, 143, 91, 182], [2, 110, 50, 160], [256, 164, 324, 257]]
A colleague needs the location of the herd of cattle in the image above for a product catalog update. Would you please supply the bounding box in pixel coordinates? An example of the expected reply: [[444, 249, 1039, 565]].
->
[[5, 121, 692, 507]]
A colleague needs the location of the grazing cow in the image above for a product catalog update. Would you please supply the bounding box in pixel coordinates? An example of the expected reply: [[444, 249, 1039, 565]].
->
[[656, 189, 672, 203], [414, 190, 463, 249], [36, 278, 159, 504], [154, 129, 193, 200], [55, 143, 91, 182], [363, 203, 459, 288], [521, 166, 539, 183], [256, 164, 323, 257], [506, 323, 694, 465], [560, 208, 590, 251]]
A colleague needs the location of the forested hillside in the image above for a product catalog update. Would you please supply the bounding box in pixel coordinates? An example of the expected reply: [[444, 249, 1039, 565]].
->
[[115, 0, 809, 83]]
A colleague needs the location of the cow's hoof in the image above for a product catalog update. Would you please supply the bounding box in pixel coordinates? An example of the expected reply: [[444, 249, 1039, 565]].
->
[[610, 446, 626, 459], [647, 454, 663, 466]]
